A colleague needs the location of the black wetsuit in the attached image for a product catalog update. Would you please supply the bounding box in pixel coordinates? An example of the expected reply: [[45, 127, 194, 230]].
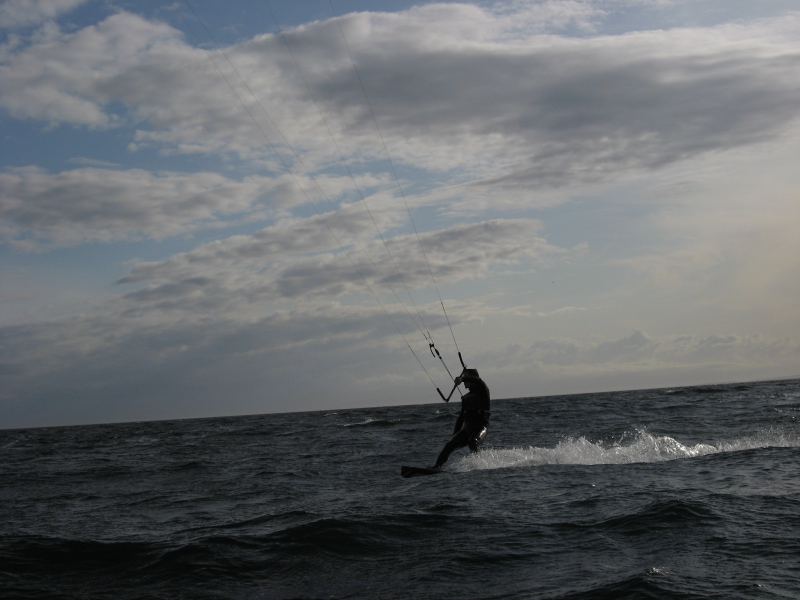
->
[[435, 378, 490, 468]]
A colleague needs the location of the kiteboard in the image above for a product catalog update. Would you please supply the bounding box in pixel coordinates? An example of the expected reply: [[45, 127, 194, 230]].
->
[[401, 465, 441, 478]]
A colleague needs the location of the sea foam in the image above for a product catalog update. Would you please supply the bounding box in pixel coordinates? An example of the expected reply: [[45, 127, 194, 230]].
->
[[451, 428, 799, 472]]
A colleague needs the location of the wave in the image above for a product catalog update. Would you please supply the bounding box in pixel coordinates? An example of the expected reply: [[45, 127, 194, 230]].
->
[[451, 428, 800, 472], [157, 514, 454, 567], [0, 535, 158, 571], [343, 417, 399, 428], [558, 499, 718, 534], [775, 402, 800, 418], [551, 568, 700, 600], [177, 509, 314, 535], [663, 383, 752, 396]]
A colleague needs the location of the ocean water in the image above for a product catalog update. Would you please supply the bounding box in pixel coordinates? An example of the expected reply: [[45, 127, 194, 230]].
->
[[2, 379, 799, 599]]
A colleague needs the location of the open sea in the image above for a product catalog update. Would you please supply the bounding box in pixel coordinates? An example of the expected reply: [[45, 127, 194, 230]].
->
[[2, 378, 799, 599]]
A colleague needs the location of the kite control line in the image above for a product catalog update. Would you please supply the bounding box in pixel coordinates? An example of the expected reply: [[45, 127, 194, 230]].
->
[[436, 352, 468, 402]]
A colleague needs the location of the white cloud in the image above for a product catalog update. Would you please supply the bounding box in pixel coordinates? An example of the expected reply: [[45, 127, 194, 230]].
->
[[0, 166, 379, 248], [0, 12, 182, 126], [119, 207, 381, 284], [299, 9, 800, 186], [0, 0, 87, 29], [115, 217, 554, 319], [3, 8, 799, 199]]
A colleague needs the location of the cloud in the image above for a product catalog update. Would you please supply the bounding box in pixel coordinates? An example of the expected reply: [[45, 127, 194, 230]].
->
[[607, 126, 800, 331], [498, 330, 800, 371], [0, 0, 87, 29], [0, 215, 558, 424], [0, 11, 316, 158], [0, 304, 420, 381], [301, 8, 800, 184], [490, 0, 606, 34], [0, 303, 445, 426], [0, 166, 378, 248], [3, 4, 800, 427], [611, 246, 723, 289], [0, 13, 182, 126], [3, 8, 799, 199], [536, 306, 587, 318], [3, 315, 797, 427], [117, 218, 554, 317], [119, 207, 383, 283]]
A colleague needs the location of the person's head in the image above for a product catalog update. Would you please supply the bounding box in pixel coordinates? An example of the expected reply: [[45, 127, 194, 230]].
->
[[460, 368, 480, 388]]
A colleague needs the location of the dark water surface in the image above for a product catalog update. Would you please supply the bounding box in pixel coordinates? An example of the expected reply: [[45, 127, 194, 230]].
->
[[2, 379, 800, 599]]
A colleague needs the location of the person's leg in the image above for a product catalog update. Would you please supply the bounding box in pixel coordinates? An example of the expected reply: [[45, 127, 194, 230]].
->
[[435, 429, 468, 468]]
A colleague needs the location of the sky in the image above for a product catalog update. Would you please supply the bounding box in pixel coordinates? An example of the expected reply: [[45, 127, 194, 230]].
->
[[1, 0, 799, 428]]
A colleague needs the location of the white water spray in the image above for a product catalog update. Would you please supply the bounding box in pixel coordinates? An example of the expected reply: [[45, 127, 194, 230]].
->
[[451, 428, 800, 472]]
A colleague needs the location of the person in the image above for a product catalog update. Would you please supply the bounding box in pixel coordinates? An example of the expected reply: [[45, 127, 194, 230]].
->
[[434, 368, 490, 468]]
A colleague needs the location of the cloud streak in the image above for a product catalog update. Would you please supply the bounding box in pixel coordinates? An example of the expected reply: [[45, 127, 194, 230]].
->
[[117, 217, 553, 318], [0, 167, 382, 249]]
